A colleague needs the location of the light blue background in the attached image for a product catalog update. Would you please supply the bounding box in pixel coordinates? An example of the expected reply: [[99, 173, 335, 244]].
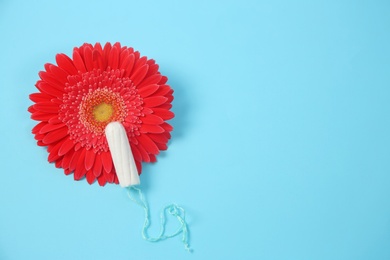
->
[[1, 0, 389, 259]]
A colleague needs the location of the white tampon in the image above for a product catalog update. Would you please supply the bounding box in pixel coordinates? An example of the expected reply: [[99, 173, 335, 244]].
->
[[105, 121, 140, 187]]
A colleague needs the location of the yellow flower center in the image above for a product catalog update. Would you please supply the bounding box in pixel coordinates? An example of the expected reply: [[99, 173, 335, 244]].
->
[[93, 102, 114, 122], [79, 88, 127, 134]]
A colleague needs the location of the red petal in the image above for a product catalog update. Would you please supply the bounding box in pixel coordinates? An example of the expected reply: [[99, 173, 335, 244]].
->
[[97, 174, 107, 186], [74, 142, 82, 151], [35, 133, 45, 142], [137, 144, 150, 162], [130, 144, 142, 162], [74, 148, 87, 180], [56, 53, 77, 75], [163, 131, 171, 139], [37, 141, 45, 147], [39, 71, 66, 91], [145, 59, 158, 74], [51, 98, 62, 105], [142, 107, 153, 115], [93, 155, 103, 177], [32, 122, 46, 134], [156, 103, 172, 110], [48, 141, 63, 163], [152, 108, 174, 120], [158, 76, 168, 84], [72, 49, 87, 72], [94, 42, 103, 54], [48, 116, 62, 124], [42, 127, 68, 144], [166, 94, 174, 103], [131, 64, 149, 86], [154, 85, 172, 96], [28, 106, 36, 114], [104, 169, 115, 183], [85, 149, 96, 171], [47, 142, 61, 153], [127, 46, 134, 55], [36, 81, 63, 97], [140, 124, 165, 134], [113, 174, 119, 184], [161, 122, 173, 132], [130, 136, 138, 145], [138, 74, 162, 88], [141, 114, 164, 125], [122, 54, 135, 77], [70, 149, 84, 172], [156, 142, 168, 150], [86, 170, 96, 184], [134, 56, 147, 69], [47, 64, 68, 83], [138, 84, 159, 98], [103, 42, 112, 67], [149, 154, 157, 162], [149, 133, 169, 144], [100, 151, 112, 173], [146, 63, 159, 77], [83, 45, 94, 71], [58, 138, 75, 156], [33, 102, 59, 113], [55, 158, 63, 168], [74, 143, 81, 151], [39, 123, 65, 134], [143, 96, 168, 107], [137, 134, 159, 155], [108, 45, 119, 69], [61, 150, 74, 169], [79, 43, 93, 56], [29, 93, 52, 103], [113, 42, 122, 50], [92, 50, 104, 70], [134, 51, 140, 60], [146, 58, 155, 66], [64, 168, 72, 175], [119, 49, 129, 66]]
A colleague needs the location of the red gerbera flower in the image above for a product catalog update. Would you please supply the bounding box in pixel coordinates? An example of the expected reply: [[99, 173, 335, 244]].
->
[[28, 42, 174, 186]]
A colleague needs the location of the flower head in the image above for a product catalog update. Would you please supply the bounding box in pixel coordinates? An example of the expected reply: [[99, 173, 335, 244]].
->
[[29, 42, 174, 186]]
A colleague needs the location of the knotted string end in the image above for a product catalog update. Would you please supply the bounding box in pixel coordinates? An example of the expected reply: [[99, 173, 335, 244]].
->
[[127, 186, 193, 252]]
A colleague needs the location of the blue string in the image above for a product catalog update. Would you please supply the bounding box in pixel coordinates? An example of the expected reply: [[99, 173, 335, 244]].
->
[[127, 186, 192, 252]]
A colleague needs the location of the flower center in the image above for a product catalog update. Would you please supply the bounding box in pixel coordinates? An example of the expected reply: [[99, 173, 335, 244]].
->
[[93, 102, 114, 122], [79, 88, 127, 134]]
